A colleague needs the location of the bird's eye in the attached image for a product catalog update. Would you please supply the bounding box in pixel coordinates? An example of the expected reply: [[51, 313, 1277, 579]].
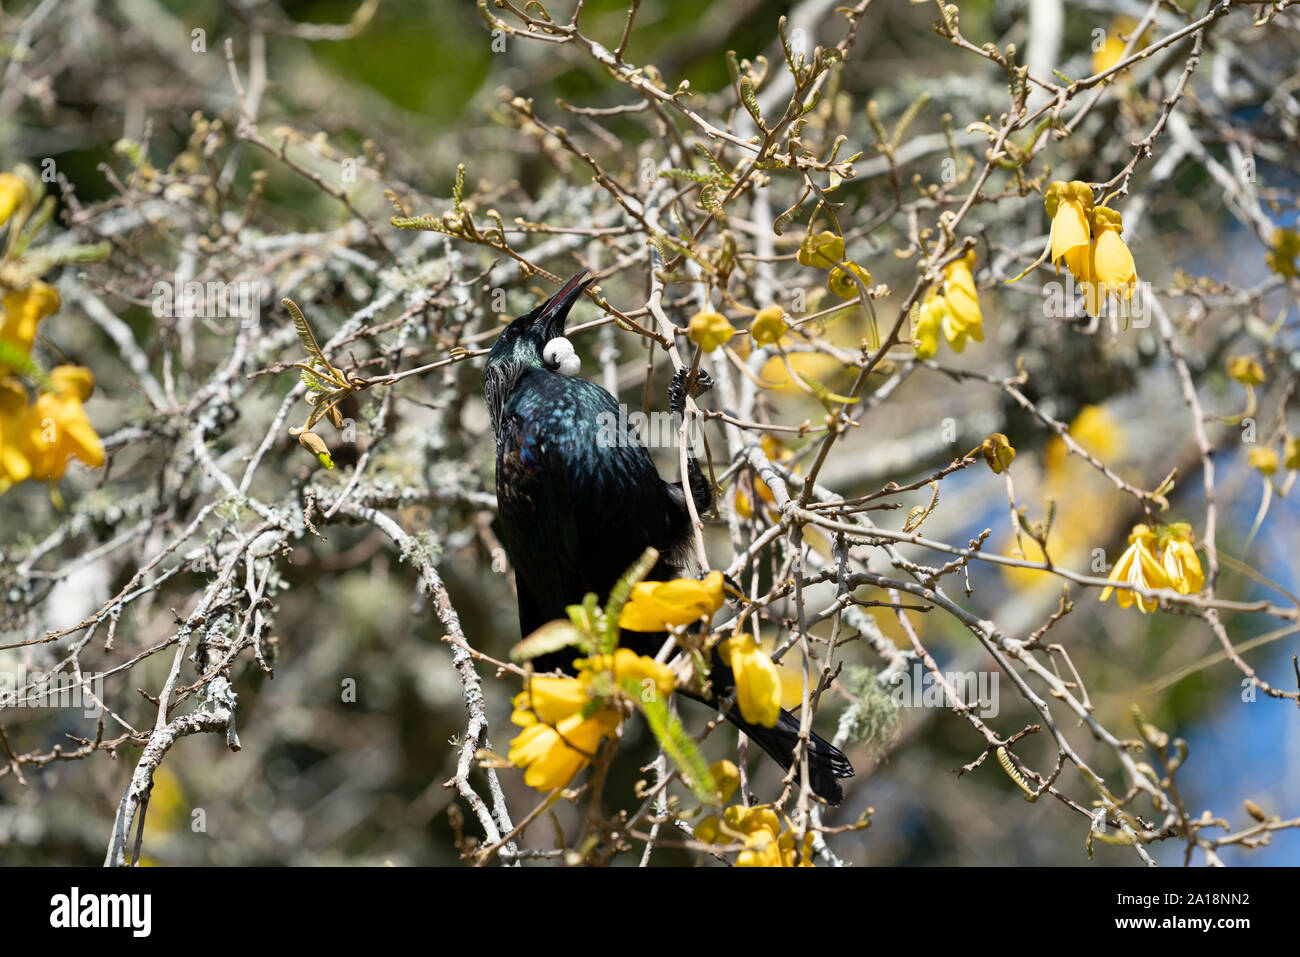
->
[[542, 337, 581, 376]]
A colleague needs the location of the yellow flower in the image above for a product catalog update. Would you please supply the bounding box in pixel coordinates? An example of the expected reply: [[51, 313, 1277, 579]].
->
[[22, 365, 104, 481], [1100, 524, 1172, 613], [1226, 355, 1266, 386], [1092, 17, 1148, 77], [1045, 181, 1092, 278], [1157, 524, 1203, 595], [506, 650, 674, 792], [1044, 404, 1124, 475], [912, 291, 944, 360], [942, 251, 982, 335], [507, 707, 621, 792], [695, 804, 814, 866], [0, 172, 28, 226], [510, 675, 590, 726], [603, 648, 677, 702], [0, 377, 31, 486], [710, 759, 740, 804], [732, 806, 814, 867], [980, 433, 1015, 474], [1088, 207, 1136, 301], [720, 632, 781, 728], [1247, 446, 1278, 475], [827, 261, 871, 299], [750, 306, 788, 346], [1285, 437, 1300, 471], [735, 488, 754, 518], [619, 571, 725, 632], [688, 311, 735, 352], [1265, 227, 1300, 278], [1, 281, 60, 359], [796, 231, 844, 269]]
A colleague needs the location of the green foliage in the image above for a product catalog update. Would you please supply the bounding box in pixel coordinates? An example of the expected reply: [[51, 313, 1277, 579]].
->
[[624, 676, 717, 805], [838, 666, 901, 758]]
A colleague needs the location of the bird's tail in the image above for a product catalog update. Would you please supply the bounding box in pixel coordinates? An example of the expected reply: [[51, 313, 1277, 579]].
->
[[726, 705, 855, 806]]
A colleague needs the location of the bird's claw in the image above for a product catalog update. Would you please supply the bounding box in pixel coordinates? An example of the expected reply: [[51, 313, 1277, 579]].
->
[[687, 369, 714, 399], [670, 367, 714, 416]]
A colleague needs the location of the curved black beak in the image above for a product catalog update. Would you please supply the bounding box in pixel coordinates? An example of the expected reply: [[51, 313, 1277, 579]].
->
[[537, 268, 593, 339]]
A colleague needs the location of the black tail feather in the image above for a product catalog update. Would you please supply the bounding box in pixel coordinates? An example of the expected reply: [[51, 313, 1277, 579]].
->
[[728, 705, 854, 806]]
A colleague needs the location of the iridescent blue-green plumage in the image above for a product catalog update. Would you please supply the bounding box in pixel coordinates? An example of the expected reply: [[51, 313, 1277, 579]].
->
[[485, 270, 853, 804]]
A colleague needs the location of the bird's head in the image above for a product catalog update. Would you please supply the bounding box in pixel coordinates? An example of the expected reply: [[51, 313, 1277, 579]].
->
[[484, 269, 594, 431], [486, 269, 593, 373]]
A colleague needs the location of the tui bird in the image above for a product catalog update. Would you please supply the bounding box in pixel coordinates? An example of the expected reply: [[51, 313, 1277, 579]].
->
[[484, 269, 854, 804]]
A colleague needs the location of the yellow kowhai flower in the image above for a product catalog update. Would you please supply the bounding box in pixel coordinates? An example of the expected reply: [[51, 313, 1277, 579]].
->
[[1045, 181, 1093, 280], [1, 281, 61, 361], [1087, 206, 1136, 303], [796, 231, 844, 270], [1265, 227, 1300, 278], [1247, 446, 1278, 475], [1092, 16, 1149, 77], [750, 306, 789, 346], [1043, 404, 1125, 476], [1226, 355, 1266, 387], [510, 674, 590, 726], [0, 377, 31, 486], [912, 290, 945, 360], [1157, 523, 1203, 595], [719, 632, 782, 728], [687, 310, 735, 353], [507, 706, 622, 792], [980, 433, 1015, 474], [940, 251, 983, 351], [22, 365, 105, 481], [710, 759, 740, 804], [1285, 436, 1300, 471], [827, 261, 871, 300], [619, 570, 725, 632], [0, 172, 28, 226], [576, 648, 677, 702], [695, 804, 814, 867], [508, 649, 676, 791], [1100, 524, 1172, 613]]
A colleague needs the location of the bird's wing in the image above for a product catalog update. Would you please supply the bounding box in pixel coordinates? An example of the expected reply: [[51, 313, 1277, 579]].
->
[[496, 371, 684, 637], [496, 404, 583, 637]]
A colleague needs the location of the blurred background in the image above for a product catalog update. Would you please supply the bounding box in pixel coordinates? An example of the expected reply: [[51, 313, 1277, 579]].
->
[[0, 0, 1297, 865]]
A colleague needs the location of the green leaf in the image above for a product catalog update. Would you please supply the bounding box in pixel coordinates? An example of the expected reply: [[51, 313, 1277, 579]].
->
[[11, 195, 55, 259], [452, 163, 466, 211], [0, 341, 52, 392], [282, 298, 327, 367], [890, 92, 930, 150], [658, 168, 714, 185], [390, 215, 449, 233], [509, 619, 592, 663], [772, 187, 810, 236], [693, 143, 733, 185], [300, 365, 326, 392], [739, 76, 764, 131], [624, 677, 717, 805]]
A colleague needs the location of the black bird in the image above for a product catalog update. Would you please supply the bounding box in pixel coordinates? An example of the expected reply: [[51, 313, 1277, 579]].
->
[[485, 269, 854, 804]]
